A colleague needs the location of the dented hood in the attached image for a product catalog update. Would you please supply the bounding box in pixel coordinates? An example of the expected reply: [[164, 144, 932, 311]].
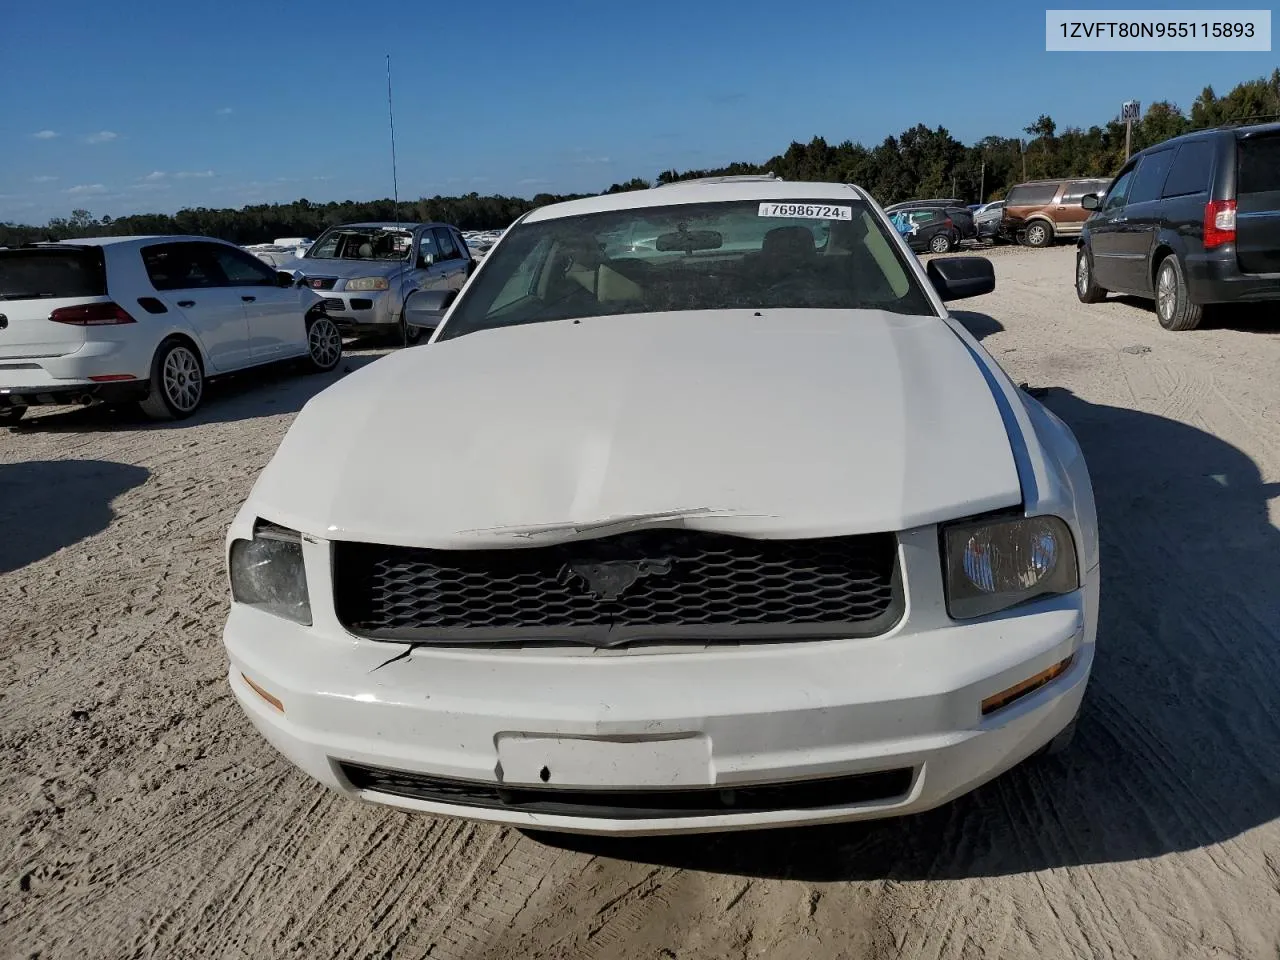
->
[[249, 310, 1023, 546]]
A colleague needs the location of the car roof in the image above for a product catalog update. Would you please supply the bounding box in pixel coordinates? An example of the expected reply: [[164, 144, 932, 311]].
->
[[35, 235, 234, 248], [1134, 120, 1280, 156], [324, 221, 447, 230], [524, 180, 871, 223]]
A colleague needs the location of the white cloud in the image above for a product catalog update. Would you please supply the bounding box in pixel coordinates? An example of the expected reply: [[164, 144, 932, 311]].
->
[[574, 156, 612, 165], [85, 130, 119, 144], [517, 177, 550, 186], [129, 182, 171, 192], [216, 107, 234, 116], [32, 175, 59, 183], [142, 170, 167, 181], [174, 169, 214, 179], [66, 183, 108, 195], [31, 130, 59, 140]]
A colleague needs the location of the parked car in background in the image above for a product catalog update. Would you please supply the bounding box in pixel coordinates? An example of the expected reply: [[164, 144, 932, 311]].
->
[[1002, 178, 1113, 247], [1076, 122, 1280, 330], [288, 221, 474, 344], [975, 201, 1006, 241], [884, 198, 966, 213], [0, 236, 342, 423], [890, 206, 966, 253], [225, 177, 1097, 836]]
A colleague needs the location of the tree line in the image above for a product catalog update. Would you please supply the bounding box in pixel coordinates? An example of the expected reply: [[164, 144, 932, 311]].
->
[[3, 69, 1276, 247]]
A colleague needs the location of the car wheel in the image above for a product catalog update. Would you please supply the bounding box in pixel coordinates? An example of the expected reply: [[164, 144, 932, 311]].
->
[[1024, 221, 1053, 247], [305, 314, 343, 372], [399, 315, 424, 346], [139, 338, 204, 421], [1154, 256, 1203, 331], [1075, 248, 1107, 303], [0, 405, 27, 425], [928, 232, 952, 254]]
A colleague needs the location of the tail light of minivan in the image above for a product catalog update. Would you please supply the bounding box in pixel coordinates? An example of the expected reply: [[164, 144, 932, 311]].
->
[[49, 302, 137, 325], [1203, 200, 1237, 249]]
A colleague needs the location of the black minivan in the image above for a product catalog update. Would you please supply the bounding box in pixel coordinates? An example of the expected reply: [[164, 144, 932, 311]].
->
[[1075, 122, 1280, 330]]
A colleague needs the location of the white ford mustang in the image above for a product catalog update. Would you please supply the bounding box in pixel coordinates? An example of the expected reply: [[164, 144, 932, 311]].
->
[[223, 177, 1099, 836]]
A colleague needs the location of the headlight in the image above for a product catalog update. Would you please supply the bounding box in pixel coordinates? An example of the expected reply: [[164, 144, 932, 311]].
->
[[229, 522, 311, 624], [345, 277, 389, 291], [942, 514, 1079, 619]]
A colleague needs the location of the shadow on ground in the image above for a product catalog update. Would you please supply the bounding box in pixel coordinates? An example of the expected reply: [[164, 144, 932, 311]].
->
[[0, 459, 150, 574], [7, 348, 387, 434], [950, 309, 1004, 341], [1112, 296, 1280, 333], [535, 388, 1280, 879]]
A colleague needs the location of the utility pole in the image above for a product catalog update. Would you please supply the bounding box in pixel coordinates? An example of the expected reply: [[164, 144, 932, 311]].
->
[[979, 159, 985, 202], [1021, 140, 1027, 180]]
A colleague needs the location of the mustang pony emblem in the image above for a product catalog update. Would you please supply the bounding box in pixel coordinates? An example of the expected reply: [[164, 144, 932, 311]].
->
[[561, 558, 674, 600]]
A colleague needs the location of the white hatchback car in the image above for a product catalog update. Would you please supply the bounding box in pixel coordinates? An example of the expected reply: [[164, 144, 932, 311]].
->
[[0, 236, 344, 422], [224, 178, 1099, 836]]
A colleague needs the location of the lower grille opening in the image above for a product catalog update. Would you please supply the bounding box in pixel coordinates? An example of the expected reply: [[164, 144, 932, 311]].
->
[[337, 762, 915, 819]]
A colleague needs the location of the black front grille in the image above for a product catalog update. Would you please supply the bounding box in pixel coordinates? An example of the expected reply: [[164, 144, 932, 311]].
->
[[338, 761, 914, 819], [320, 297, 345, 313], [332, 530, 901, 647], [308, 277, 338, 290]]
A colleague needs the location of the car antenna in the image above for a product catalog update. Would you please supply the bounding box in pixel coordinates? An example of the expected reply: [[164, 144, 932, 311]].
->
[[386, 54, 401, 233]]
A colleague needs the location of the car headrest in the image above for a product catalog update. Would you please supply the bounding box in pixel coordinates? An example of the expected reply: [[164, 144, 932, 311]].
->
[[358, 243, 374, 259], [761, 225, 815, 259]]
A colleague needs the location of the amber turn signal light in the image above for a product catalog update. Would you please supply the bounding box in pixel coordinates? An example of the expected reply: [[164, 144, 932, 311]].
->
[[242, 672, 284, 713], [981, 655, 1074, 716]]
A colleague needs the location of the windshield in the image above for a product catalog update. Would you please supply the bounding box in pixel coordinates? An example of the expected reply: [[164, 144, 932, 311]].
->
[[306, 227, 412, 261], [438, 199, 931, 340]]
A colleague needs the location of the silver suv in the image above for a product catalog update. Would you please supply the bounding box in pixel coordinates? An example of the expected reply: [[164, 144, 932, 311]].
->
[[292, 221, 473, 343]]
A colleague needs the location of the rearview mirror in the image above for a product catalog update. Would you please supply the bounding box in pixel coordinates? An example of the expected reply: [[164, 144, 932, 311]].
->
[[926, 256, 995, 301], [655, 229, 722, 252], [1081, 193, 1100, 211], [403, 288, 457, 334]]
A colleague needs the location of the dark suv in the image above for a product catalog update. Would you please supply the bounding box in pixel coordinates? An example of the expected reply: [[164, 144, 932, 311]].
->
[[1075, 122, 1280, 330]]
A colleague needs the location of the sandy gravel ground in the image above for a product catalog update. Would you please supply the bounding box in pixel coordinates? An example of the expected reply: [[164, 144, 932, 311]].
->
[[2, 246, 1279, 960]]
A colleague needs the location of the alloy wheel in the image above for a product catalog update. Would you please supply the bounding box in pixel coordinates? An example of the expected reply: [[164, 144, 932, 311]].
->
[[1157, 263, 1176, 321], [309, 317, 342, 368], [163, 346, 202, 413]]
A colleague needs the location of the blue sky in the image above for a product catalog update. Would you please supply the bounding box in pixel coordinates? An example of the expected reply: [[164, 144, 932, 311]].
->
[[1, 0, 1274, 224]]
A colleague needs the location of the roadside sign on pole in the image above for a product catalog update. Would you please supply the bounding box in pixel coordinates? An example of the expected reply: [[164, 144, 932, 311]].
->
[[1121, 100, 1141, 122]]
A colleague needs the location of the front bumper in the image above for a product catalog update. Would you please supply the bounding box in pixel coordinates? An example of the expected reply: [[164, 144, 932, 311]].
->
[[223, 529, 1099, 835], [1184, 252, 1280, 304], [316, 290, 399, 328]]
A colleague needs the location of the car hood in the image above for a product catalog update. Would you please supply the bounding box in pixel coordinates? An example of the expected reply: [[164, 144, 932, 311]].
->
[[248, 310, 1023, 547], [287, 257, 408, 280]]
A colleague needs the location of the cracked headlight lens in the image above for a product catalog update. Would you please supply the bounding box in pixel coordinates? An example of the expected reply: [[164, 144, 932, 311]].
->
[[942, 514, 1079, 620], [229, 522, 311, 625]]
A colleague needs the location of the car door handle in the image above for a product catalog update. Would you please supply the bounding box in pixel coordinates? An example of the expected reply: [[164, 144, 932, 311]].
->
[[241, 295, 256, 302], [177, 300, 195, 307]]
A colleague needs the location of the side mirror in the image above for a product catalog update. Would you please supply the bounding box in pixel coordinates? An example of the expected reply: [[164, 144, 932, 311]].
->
[[1081, 193, 1101, 211], [403, 288, 457, 334], [276, 270, 295, 287], [417, 252, 435, 270], [927, 256, 995, 301]]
